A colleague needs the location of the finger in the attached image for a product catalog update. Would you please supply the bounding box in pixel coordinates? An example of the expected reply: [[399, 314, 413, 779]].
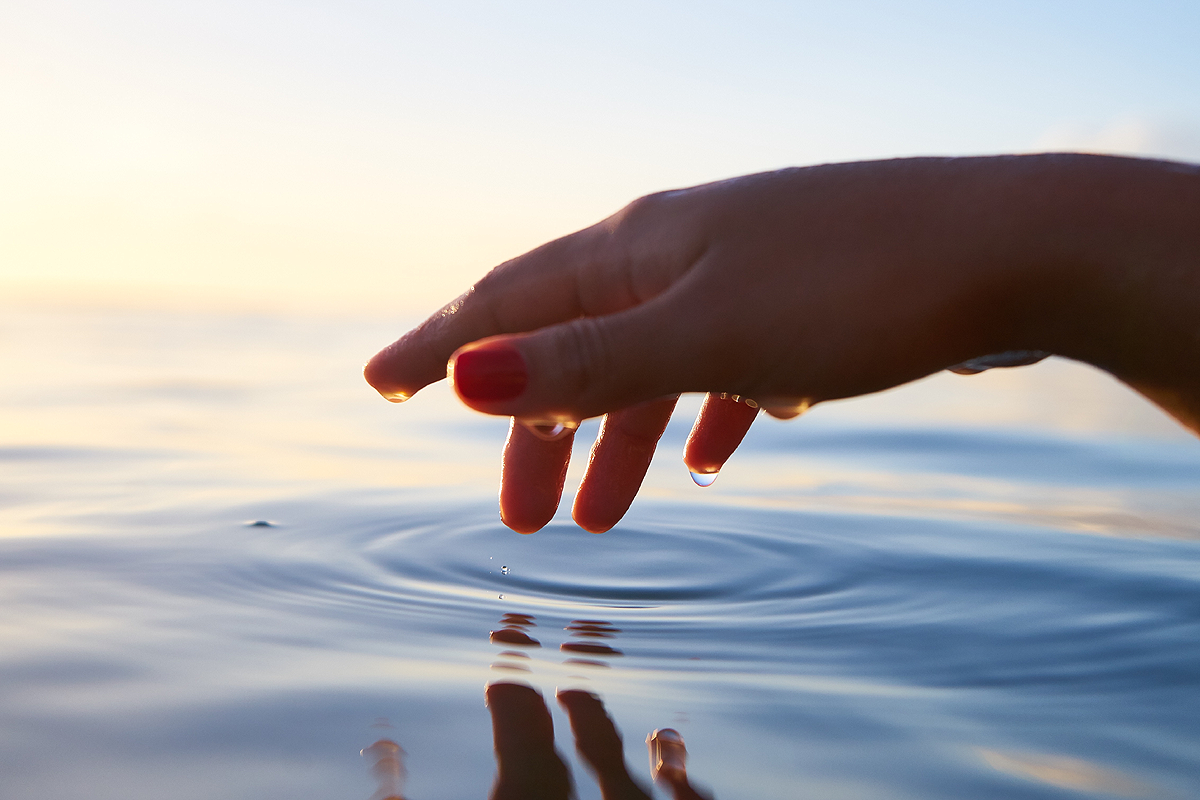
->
[[364, 232, 594, 402], [682, 393, 760, 481], [445, 284, 714, 422], [499, 419, 576, 534], [556, 690, 653, 800], [364, 197, 700, 403], [572, 396, 678, 533], [486, 682, 572, 800]]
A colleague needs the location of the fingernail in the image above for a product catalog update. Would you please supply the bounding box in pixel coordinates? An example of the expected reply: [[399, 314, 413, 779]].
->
[[451, 344, 528, 402]]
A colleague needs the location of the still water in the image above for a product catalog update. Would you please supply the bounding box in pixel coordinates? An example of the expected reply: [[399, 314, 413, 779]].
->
[[1, 306, 1198, 799]]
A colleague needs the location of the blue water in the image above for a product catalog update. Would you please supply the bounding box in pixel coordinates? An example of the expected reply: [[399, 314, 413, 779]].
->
[[1, 307, 1198, 799]]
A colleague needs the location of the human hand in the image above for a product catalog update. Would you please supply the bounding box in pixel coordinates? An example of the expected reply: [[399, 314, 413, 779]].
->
[[366, 154, 1200, 532]]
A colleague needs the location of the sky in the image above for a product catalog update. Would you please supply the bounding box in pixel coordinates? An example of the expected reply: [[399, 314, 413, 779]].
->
[[2, 0, 1199, 314]]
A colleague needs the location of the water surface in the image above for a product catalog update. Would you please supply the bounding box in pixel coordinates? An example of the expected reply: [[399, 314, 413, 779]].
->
[[1, 306, 1198, 799]]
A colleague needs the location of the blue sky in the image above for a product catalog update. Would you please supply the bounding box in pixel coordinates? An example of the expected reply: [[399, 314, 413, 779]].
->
[[3, 1, 1198, 311]]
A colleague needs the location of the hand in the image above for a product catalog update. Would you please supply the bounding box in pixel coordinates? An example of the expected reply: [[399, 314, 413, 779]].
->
[[366, 154, 1200, 532], [363, 683, 710, 800]]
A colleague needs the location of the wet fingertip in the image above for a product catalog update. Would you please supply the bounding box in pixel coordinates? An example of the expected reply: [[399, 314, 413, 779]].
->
[[501, 518, 543, 535]]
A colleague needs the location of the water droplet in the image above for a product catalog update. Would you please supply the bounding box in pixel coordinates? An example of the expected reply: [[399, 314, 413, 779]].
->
[[245, 520, 276, 527], [762, 399, 811, 420], [498, 594, 505, 600], [518, 418, 580, 441], [382, 390, 411, 403], [689, 470, 719, 487], [948, 350, 1051, 375], [501, 565, 509, 575]]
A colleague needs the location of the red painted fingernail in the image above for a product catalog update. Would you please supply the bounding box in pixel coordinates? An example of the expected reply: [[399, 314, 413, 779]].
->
[[452, 344, 528, 402]]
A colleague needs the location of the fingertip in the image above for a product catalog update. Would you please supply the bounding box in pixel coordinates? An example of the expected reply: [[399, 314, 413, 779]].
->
[[499, 512, 548, 535], [574, 517, 616, 534], [362, 348, 413, 402], [570, 495, 619, 533]]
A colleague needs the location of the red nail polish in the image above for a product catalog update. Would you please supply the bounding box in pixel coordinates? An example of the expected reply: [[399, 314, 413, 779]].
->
[[453, 345, 528, 402]]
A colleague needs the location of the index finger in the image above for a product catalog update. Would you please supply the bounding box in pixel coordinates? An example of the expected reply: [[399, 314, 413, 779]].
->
[[363, 231, 591, 401], [363, 193, 699, 402]]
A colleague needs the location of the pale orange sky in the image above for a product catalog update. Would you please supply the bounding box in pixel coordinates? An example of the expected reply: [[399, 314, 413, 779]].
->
[[3, 1, 1199, 313]]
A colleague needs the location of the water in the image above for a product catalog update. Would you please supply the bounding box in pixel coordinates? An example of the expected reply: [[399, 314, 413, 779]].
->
[[1, 305, 1199, 799]]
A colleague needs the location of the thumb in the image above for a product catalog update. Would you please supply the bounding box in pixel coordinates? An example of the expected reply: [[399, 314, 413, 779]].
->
[[448, 301, 701, 422]]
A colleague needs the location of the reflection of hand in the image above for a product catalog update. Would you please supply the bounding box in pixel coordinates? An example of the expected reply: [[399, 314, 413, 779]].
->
[[366, 154, 1200, 533], [487, 682, 709, 800]]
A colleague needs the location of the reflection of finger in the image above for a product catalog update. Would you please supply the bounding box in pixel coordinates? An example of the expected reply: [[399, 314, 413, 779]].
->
[[683, 394, 760, 479], [486, 682, 572, 800], [573, 396, 679, 533], [647, 729, 712, 800], [556, 690, 653, 800], [362, 739, 407, 800], [499, 419, 576, 533]]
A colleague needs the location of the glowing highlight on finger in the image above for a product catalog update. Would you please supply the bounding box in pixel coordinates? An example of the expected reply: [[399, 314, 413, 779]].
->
[[518, 418, 580, 441], [762, 399, 811, 420]]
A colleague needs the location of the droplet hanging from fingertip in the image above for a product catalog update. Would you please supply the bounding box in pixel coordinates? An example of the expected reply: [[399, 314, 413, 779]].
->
[[518, 418, 580, 441], [689, 470, 719, 487]]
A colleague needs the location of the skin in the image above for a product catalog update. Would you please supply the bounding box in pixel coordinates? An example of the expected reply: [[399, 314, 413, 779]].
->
[[365, 154, 1200, 533]]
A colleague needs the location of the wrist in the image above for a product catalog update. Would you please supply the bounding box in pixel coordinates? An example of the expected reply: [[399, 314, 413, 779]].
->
[[1003, 153, 1200, 429]]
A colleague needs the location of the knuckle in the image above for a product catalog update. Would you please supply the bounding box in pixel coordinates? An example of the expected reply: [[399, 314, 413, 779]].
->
[[611, 190, 671, 234], [553, 318, 615, 407]]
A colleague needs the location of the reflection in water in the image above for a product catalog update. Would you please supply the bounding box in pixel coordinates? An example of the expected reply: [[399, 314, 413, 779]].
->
[[361, 681, 710, 799], [563, 619, 624, 669], [362, 738, 408, 800], [474, 615, 709, 798], [7, 311, 1200, 799], [490, 614, 628, 674], [490, 614, 542, 665], [977, 749, 1153, 797]]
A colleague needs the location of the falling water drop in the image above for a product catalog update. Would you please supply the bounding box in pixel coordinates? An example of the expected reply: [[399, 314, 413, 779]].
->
[[689, 470, 719, 487], [501, 565, 509, 575]]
